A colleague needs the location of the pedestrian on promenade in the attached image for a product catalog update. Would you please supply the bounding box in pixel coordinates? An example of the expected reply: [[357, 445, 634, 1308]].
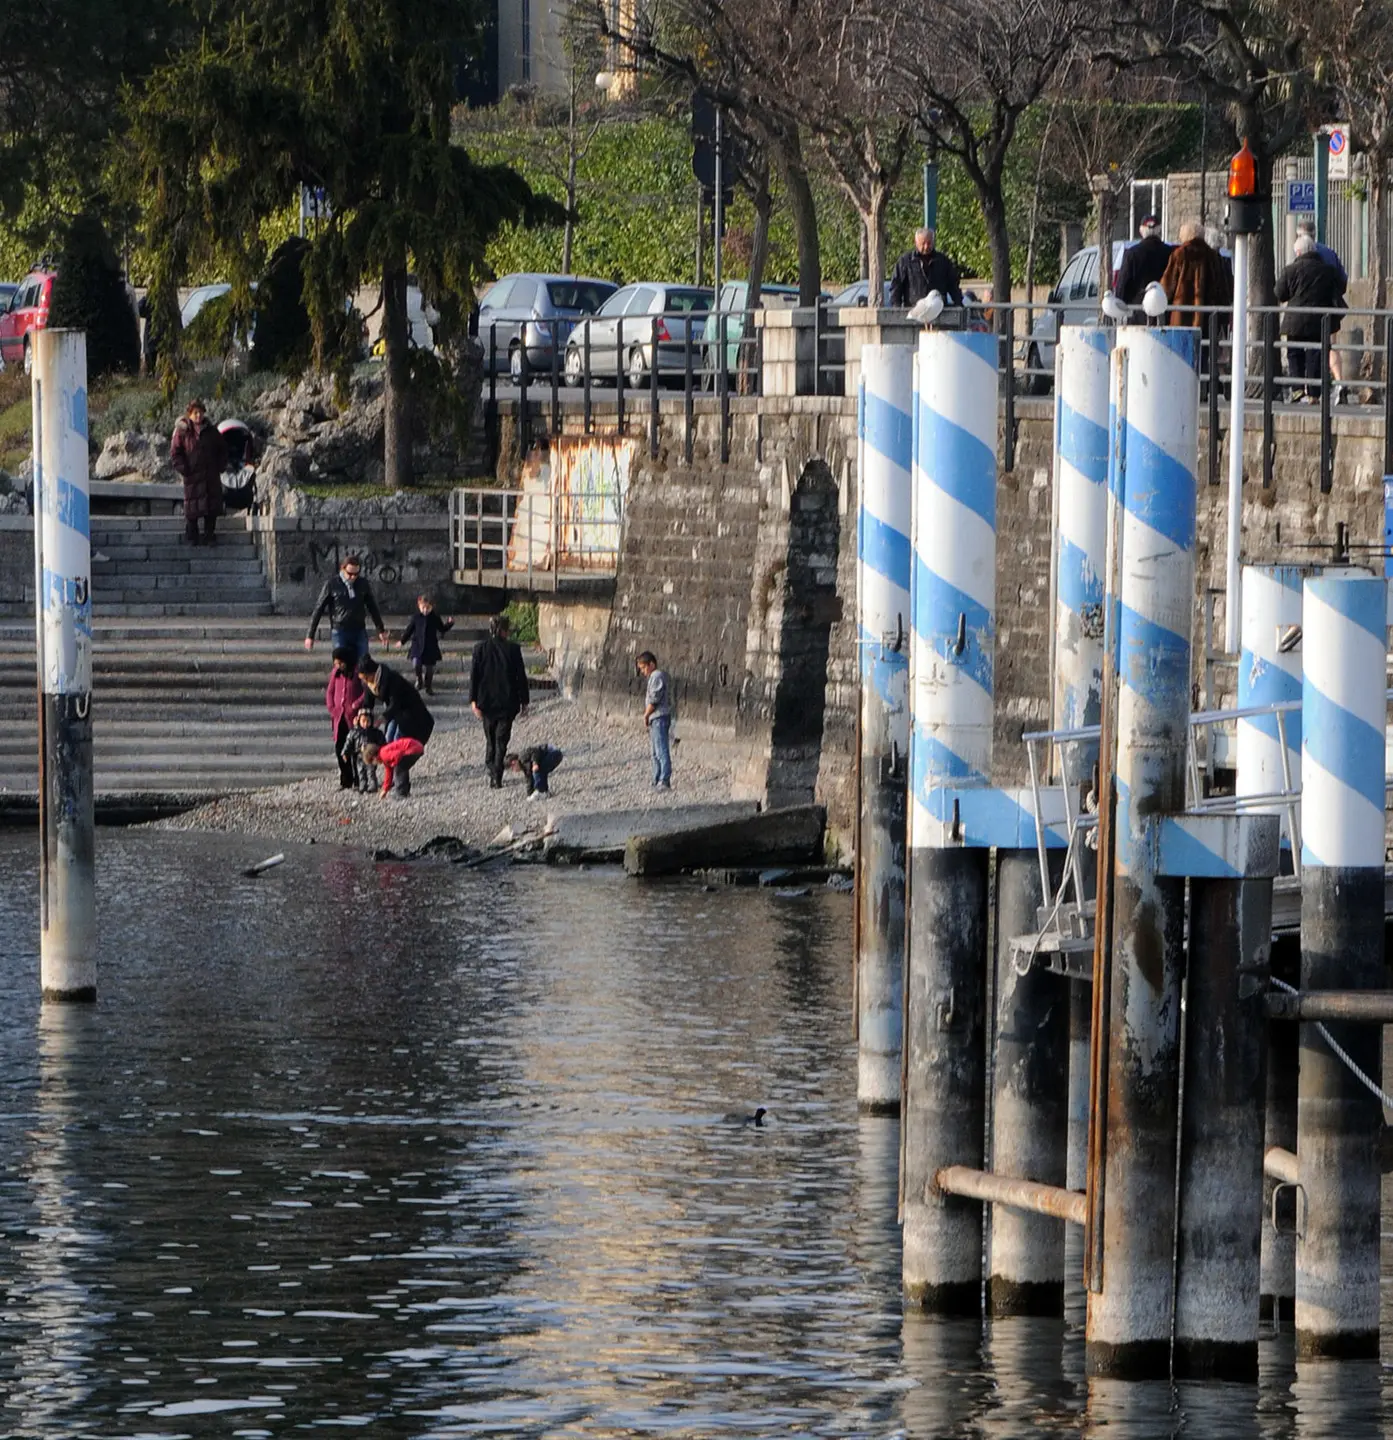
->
[[341, 711, 385, 792], [169, 398, 225, 548], [325, 646, 368, 790], [360, 735, 426, 799], [1159, 221, 1232, 328], [636, 650, 672, 790], [1296, 218, 1351, 402], [1114, 216, 1172, 306], [396, 594, 454, 694], [506, 743, 564, 800], [305, 554, 389, 662], [888, 228, 963, 310], [1276, 233, 1346, 402], [356, 656, 434, 796], [470, 615, 530, 789]]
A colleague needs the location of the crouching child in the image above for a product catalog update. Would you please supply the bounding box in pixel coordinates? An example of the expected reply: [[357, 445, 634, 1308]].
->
[[362, 735, 426, 799], [505, 743, 564, 799]]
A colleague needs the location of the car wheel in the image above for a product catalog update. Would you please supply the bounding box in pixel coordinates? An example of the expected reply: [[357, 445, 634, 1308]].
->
[[509, 344, 526, 384], [564, 346, 584, 387], [22, 337, 33, 376], [627, 347, 648, 390]]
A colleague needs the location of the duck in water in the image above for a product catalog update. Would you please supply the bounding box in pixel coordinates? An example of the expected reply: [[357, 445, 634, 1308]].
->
[[723, 1106, 768, 1128]]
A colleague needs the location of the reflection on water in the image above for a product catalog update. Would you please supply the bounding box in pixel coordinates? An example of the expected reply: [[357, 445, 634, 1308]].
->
[[0, 830, 1392, 1437]]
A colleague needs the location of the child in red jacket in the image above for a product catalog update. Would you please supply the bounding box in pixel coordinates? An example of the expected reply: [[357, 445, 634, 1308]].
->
[[325, 647, 368, 789], [360, 736, 425, 798]]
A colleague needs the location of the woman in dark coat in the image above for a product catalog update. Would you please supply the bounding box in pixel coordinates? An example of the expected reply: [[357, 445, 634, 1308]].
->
[[169, 398, 226, 546]]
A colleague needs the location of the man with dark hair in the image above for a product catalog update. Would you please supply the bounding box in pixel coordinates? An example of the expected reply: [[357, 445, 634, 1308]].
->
[[470, 615, 530, 789], [305, 554, 389, 661], [636, 650, 672, 790], [1114, 216, 1173, 306]]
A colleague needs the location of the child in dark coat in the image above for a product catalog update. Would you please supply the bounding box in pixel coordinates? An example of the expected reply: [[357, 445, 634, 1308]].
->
[[325, 647, 368, 789], [340, 711, 385, 793], [397, 595, 455, 694]]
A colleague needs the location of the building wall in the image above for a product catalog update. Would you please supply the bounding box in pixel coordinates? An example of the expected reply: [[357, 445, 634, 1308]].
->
[[497, 0, 568, 96]]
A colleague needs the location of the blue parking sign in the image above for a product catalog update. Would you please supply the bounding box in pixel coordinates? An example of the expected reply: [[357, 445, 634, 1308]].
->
[[1287, 179, 1315, 213]]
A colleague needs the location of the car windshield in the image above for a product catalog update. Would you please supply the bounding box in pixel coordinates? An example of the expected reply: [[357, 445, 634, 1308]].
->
[[664, 289, 711, 314], [547, 281, 613, 313]]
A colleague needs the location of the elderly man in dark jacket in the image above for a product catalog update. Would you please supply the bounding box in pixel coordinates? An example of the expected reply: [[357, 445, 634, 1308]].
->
[[356, 656, 434, 796], [470, 615, 531, 789], [169, 398, 225, 547], [304, 554, 389, 662], [888, 228, 964, 309], [1115, 217, 1173, 306], [1277, 233, 1346, 401]]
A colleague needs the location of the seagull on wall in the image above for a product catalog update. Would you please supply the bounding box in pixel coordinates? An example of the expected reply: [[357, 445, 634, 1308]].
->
[[1141, 282, 1169, 319], [1101, 291, 1130, 322], [908, 290, 944, 325]]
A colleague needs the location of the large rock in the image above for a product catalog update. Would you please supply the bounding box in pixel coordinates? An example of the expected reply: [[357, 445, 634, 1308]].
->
[[94, 429, 176, 483], [266, 372, 385, 486]]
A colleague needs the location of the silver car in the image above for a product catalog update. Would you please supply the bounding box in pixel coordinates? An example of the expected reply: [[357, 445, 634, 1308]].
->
[[477, 273, 617, 380], [1019, 242, 1128, 394], [564, 283, 713, 387]]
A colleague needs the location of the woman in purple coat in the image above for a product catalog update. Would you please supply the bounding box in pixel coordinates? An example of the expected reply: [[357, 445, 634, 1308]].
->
[[169, 398, 226, 546]]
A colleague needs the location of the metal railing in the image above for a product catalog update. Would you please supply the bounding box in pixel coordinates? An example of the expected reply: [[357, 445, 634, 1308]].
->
[[475, 297, 1393, 484], [449, 484, 623, 590]]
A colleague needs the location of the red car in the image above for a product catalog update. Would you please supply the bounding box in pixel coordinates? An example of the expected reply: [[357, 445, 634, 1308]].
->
[[0, 268, 55, 373]]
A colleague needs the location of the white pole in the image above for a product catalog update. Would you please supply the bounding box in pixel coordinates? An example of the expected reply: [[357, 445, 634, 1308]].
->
[[1224, 233, 1250, 654], [32, 329, 97, 1001]]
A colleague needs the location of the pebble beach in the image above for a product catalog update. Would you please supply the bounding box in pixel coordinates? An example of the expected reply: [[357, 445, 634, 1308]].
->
[[153, 694, 734, 854]]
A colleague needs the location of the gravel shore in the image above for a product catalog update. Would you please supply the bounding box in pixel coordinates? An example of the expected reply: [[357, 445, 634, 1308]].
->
[[154, 695, 734, 853]]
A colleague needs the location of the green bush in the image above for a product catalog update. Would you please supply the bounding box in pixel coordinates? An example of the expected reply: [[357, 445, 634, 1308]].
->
[[503, 598, 540, 644], [47, 213, 139, 378]]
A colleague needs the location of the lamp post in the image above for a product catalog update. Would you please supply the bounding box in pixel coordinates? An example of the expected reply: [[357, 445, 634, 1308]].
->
[[1224, 138, 1264, 656]]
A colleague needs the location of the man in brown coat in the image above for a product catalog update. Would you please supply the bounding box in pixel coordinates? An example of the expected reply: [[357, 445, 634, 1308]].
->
[[169, 398, 226, 546]]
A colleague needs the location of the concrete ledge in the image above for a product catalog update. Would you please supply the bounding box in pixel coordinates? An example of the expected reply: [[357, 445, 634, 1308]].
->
[[623, 803, 826, 876], [544, 800, 759, 864]]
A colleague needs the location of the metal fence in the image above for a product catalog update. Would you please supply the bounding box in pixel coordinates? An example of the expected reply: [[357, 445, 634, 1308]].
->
[[478, 298, 1393, 488]]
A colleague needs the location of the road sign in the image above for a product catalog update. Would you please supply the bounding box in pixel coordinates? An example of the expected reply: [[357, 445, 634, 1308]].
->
[[1328, 124, 1350, 180], [1287, 179, 1315, 213]]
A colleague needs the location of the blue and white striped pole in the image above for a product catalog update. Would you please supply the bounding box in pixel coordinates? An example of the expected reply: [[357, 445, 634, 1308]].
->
[[1086, 326, 1198, 1378], [31, 329, 96, 1001], [1295, 570, 1386, 1359], [1052, 326, 1112, 1244], [903, 326, 997, 1311], [856, 346, 913, 1113]]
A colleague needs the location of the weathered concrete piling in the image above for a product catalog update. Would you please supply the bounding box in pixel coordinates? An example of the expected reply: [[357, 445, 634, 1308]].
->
[[854, 345, 913, 1114], [901, 327, 999, 1310], [31, 330, 96, 1002], [1295, 571, 1386, 1360]]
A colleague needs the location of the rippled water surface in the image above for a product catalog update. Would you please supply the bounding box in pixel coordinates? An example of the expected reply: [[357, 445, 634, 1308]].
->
[[2, 828, 1393, 1438]]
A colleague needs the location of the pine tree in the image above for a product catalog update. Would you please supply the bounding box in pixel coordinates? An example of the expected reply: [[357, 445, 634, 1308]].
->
[[47, 214, 139, 379]]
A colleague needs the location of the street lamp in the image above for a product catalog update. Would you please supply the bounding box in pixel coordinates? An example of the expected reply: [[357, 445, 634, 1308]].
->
[[595, 71, 615, 93], [1224, 137, 1265, 654]]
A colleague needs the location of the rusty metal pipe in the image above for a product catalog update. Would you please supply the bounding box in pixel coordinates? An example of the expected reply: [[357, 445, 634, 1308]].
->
[[935, 1165, 1086, 1227], [1265, 990, 1393, 1022]]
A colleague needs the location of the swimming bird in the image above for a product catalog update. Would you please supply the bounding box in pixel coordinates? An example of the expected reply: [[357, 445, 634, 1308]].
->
[[724, 1106, 768, 1128]]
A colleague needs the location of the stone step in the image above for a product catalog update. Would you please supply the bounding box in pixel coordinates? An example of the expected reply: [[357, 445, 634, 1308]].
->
[[92, 573, 271, 596], [93, 537, 259, 555], [93, 556, 265, 576]]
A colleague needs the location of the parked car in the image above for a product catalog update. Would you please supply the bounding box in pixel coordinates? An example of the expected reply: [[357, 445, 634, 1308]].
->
[[829, 278, 893, 308], [563, 283, 713, 387], [700, 280, 801, 383], [0, 268, 56, 374], [180, 283, 233, 330], [1019, 242, 1128, 394], [477, 273, 617, 381]]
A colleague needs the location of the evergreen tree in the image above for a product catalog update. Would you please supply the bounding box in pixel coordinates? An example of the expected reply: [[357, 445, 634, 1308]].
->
[[47, 214, 139, 378], [125, 0, 557, 488], [251, 237, 313, 375]]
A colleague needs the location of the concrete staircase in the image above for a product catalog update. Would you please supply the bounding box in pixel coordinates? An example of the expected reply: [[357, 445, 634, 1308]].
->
[[90, 515, 275, 618]]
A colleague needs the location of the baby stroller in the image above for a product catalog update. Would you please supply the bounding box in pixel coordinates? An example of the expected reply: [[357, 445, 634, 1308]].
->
[[218, 418, 260, 513]]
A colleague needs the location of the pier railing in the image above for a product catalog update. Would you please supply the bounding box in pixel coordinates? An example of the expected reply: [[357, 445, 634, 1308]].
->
[[449, 484, 622, 591]]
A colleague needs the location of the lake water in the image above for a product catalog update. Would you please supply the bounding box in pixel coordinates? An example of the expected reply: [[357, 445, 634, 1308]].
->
[[1, 828, 1391, 1438]]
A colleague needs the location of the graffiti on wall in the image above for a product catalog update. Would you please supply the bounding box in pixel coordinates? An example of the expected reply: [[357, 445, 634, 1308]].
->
[[507, 436, 633, 574]]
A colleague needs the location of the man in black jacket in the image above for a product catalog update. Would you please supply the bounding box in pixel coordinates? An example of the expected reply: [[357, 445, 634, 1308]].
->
[[1114, 217, 1173, 306], [1276, 234, 1346, 401], [470, 615, 530, 788], [356, 657, 434, 796], [888, 228, 964, 309], [304, 554, 389, 661]]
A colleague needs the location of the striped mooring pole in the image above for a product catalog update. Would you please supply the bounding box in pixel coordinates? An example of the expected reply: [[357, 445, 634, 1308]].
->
[[1086, 326, 1199, 1378], [1237, 562, 1306, 1323], [1051, 326, 1112, 1214], [31, 329, 96, 1001], [855, 345, 914, 1113], [1295, 570, 1386, 1359], [902, 326, 998, 1310]]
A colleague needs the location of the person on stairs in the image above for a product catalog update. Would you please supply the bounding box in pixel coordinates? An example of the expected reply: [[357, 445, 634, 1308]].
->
[[305, 554, 389, 663], [169, 398, 226, 547], [356, 656, 434, 797], [469, 614, 530, 789], [396, 594, 454, 694], [325, 646, 368, 790]]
